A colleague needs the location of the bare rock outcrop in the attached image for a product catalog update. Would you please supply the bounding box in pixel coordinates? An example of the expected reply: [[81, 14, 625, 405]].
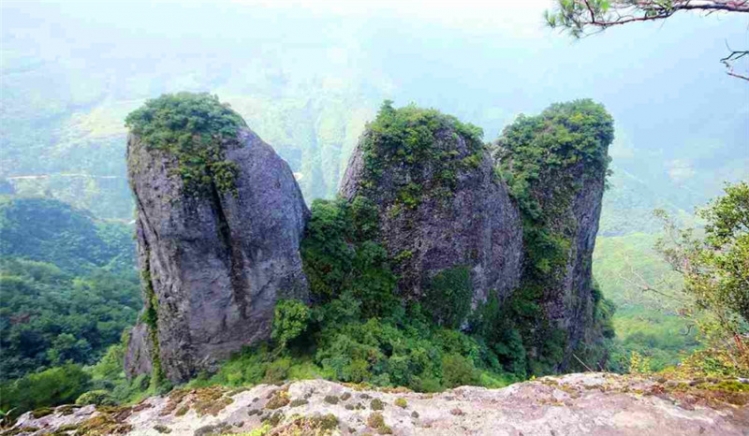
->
[[339, 103, 522, 318], [125, 122, 309, 383], [9, 374, 748, 435]]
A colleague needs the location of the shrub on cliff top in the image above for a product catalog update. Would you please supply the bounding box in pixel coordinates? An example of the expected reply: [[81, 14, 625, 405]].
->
[[125, 92, 247, 195], [75, 389, 116, 406], [358, 100, 485, 208], [495, 98, 614, 221]]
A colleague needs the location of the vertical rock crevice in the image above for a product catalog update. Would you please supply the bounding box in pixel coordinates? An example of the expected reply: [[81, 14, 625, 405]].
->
[[209, 182, 251, 319]]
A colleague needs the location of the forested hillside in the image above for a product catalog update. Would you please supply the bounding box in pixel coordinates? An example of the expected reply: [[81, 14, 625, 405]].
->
[[0, 197, 133, 273], [0, 198, 139, 381]]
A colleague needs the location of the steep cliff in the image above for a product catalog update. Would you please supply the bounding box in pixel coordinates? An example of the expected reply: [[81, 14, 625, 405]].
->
[[124, 93, 309, 383], [495, 99, 615, 372], [339, 102, 522, 325]]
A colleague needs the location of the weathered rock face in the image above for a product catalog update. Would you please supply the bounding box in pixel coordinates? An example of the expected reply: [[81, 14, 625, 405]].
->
[[339, 104, 522, 314], [125, 128, 309, 383], [534, 160, 608, 364]]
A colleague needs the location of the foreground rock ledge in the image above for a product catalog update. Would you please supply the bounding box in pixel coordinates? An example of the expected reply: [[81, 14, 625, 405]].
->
[[7, 373, 748, 436]]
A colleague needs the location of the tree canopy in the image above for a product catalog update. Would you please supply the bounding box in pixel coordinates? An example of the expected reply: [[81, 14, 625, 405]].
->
[[0, 258, 140, 381], [655, 181, 749, 376]]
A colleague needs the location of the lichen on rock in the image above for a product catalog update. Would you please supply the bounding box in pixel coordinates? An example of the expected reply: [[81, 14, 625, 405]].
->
[[7, 376, 748, 436]]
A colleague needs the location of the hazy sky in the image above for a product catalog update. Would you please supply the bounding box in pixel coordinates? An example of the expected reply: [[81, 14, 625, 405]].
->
[[1, 0, 746, 212], [234, 0, 556, 36], [2, 0, 746, 137]]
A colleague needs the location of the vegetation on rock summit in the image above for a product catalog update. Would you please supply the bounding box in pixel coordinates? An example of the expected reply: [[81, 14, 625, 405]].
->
[[125, 92, 247, 195]]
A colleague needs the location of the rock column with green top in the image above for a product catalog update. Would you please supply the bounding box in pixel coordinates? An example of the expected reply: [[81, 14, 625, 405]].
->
[[124, 93, 309, 383]]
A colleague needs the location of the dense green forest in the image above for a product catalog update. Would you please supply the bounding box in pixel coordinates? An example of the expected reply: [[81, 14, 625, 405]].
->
[[0, 197, 134, 274], [0, 198, 139, 402]]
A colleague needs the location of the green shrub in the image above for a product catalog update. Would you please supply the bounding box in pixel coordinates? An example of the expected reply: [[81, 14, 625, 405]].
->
[[0, 364, 90, 416], [424, 266, 472, 328], [271, 300, 310, 349], [263, 358, 291, 384], [441, 354, 479, 388], [301, 198, 397, 318], [342, 358, 370, 383], [75, 390, 116, 406], [409, 376, 442, 393], [110, 373, 149, 404], [195, 294, 512, 394]]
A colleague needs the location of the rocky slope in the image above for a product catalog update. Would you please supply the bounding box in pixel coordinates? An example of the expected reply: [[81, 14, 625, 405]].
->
[[8, 373, 748, 435], [339, 103, 522, 313], [125, 126, 309, 383]]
